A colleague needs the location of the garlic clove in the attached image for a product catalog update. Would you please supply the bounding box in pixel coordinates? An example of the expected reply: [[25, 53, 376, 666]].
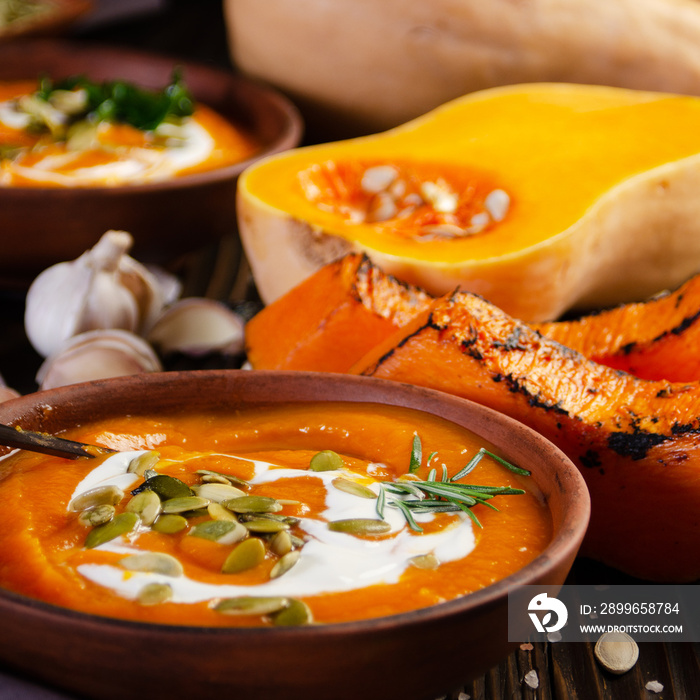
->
[[147, 298, 245, 357], [36, 329, 163, 390], [24, 230, 168, 358]]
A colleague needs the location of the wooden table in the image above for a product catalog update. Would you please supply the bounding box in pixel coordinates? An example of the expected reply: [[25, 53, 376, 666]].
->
[[0, 1, 698, 697]]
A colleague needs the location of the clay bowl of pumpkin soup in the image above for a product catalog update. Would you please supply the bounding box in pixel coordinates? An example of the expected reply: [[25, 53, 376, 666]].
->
[[0, 370, 589, 700], [0, 39, 302, 287]]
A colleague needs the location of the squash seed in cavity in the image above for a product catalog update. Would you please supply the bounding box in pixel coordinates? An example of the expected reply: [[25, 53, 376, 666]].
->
[[137, 582, 172, 606], [409, 553, 440, 570], [327, 518, 391, 536], [190, 519, 247, 545], [152, 513, 188, 534], [222, 537, 266, 574], [273, 598, 313, 627], [69, 484, 124, 512], [132, 474, 192, 500], [332, 477, 377, 499], [269, 530, 293, 556], [78, 504, 115, 528], [243, 518, 289, 534], [125, 489, 161, 526], [270, 550, 300, 579], [161, 496, 210, 514], [214, 596, 290, 616], [85, 512, 139, 549], [120, 552, 184, 577], [207, 502, 238, 521], [309, 450, 343, 472], [127, 451, 160, 476], [225, 495, 282, 514], [192, 482, 246, 503]]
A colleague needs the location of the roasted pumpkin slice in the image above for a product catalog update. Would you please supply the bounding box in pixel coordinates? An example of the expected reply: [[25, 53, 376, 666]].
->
[[245, 253, 432, 372], [351, 291, 700, 582], [535, 273, 700, 381], [238, 83, 700, 321]]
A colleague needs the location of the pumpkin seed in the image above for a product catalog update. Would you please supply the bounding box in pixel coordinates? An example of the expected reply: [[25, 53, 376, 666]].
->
[[239, 512, 299, 525], [270, 550, 301, 579], [327, 518, 391, 536], [137, 582, 172, 606], [243, 518, 289, 534], [120, 552, 184, 577], [69, 484, 124, 512], [221, 537, 266, 574], [132, 474, 192, 500], [213, 596, 290, 616], [190, 519, 248, 545], [192, 482, 246, 503], [332, 477, 377, 499], [152, 513, 188, 534], [594, 632, 639, 674], [127, 451, 160, 476], [125, 489, 161, 526], [225, 495, 282, 514], [309, 450, 343, 472], [269, 530, 293, 556], [143, 469, 158, 480], [207, 502, 238, 521], [409, 553, 440, 570], [290, 534, 306, 548], [78, 504, 115, 527], [161, 496, 210, 514], [85, 512, 139, 548], [273, 598, 313, 626], [196, 469, 249, 489]]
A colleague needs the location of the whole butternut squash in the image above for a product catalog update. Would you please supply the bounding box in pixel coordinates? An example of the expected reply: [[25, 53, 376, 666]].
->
[[237, 83, 700, 322], [226, 0, 700, 138], [350, 292, 700, 582]]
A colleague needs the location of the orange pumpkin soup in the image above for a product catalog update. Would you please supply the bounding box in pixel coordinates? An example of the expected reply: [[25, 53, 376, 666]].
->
[[0, 403, 551, 626], [0, 75, 260, 187]]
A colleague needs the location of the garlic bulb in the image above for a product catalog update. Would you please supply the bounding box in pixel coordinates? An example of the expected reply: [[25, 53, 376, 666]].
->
[[36, 329, 163, 390], [25, 230, 167, 358], [147, 298, 245, 357]]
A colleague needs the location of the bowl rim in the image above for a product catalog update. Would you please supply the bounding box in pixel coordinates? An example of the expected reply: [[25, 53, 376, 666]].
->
[[0, 369, 590, 637], [0, 38, 304, 192]]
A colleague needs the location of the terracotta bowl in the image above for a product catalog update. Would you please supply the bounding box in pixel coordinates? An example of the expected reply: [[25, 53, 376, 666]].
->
[[0, 370, 589, 700], [0, 40, 303, 288]]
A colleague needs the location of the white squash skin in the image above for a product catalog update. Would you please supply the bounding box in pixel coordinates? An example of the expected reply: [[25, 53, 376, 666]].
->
[[237, 155, 700, 322], [225, 0, 700, 136]]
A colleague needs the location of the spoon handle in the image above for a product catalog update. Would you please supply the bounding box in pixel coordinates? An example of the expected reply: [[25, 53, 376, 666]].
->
[[0, 423, 114, 460]]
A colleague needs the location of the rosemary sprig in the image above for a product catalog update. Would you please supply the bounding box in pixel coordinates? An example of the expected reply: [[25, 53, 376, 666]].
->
[[377, 437, 530, 532]]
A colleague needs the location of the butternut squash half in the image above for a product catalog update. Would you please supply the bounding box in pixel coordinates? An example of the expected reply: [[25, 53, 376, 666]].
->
[[238, 83, 700, 322], [350, 292, 700, 582]]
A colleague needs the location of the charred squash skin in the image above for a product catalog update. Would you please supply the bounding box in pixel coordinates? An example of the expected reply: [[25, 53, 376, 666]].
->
[[246, 252, 700, 381], [245, 253, 431, 372], [350, 291, 700, 582], [535, 273, 700, 382]]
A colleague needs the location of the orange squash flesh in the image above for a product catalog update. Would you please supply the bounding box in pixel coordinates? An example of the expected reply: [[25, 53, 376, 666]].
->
[[245, 253, 432, 372], [350, 292, 700, 582], [534, 273, 700, 382], [0, 404, 551, 626]]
